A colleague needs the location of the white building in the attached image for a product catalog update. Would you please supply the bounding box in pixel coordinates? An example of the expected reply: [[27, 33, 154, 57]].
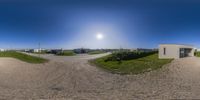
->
[[0, 49, 5, 52], [34, 49, 39, 53], [34, 48, 43, 53], [196, 49, 200, 51], [159, 44, 195, 59]]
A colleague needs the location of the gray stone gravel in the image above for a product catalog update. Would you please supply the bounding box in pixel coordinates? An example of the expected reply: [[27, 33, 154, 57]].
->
[[0, 54, 200, 100]]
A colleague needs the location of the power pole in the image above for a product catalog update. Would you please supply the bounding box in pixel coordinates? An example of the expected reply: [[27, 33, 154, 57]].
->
[[120, 45, 122, 52], [39, 42, 41, 58]]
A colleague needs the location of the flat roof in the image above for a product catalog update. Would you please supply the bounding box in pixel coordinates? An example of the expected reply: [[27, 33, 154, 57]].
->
[[159, 44, 194, 47]]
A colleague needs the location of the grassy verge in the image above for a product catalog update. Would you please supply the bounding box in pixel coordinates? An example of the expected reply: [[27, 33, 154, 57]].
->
[[88, 51, 106, 55], [56, 50, 76, 56], [0, 51, 48, 63], [91, 53, 173, 74]]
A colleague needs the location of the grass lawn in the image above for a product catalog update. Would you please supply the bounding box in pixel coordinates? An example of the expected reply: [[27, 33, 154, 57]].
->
[[91, 53, 173, 74], [88, 51, 106, 55], [0, 51, 48, 63], [56, 50, 76, 56]]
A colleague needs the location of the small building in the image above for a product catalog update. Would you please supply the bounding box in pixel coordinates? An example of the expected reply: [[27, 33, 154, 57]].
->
[[0, 49, 5, 52], [159, 44, 195, 59], [24, 49, 34, 53], [130, 48, 157, 52], [74, 48, 90, 54], [33, 48, 46, 53], [196, 48, 200, 52], [34, 49, 40, 53], [50, 49, 63, 54], [136, 48, 155, 52]]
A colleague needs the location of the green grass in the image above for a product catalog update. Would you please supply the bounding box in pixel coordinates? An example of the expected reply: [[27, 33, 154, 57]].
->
[[91, 53, 173, 74], [0, 51, 48, 63], [88, 51, 106, 55], [56, 50, 76, 56]]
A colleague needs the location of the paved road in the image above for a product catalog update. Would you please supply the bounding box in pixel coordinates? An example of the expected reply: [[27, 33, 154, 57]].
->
[[0, 53, 200, 99]]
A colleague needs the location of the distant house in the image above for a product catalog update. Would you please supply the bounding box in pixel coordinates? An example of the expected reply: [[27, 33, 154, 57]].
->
[[24, 48, 45, 53], [74, 48, 90, 54], [34, 49, 40, 53], [196, 49, 200, 51], [159, 44, 195, 59], [34, 48, 46, 53], [0, 49, 5, 52], [50, 49, 63, 54], [136, 48, 155, 52], [130, 48, 156, 52], [24, 49, 34, 53]]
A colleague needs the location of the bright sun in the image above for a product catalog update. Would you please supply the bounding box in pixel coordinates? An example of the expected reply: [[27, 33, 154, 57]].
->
[[96, 33, 104, 40]]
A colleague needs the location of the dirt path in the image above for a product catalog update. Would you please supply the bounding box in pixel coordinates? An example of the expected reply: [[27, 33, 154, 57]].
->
[[0, 54, 200, 99]]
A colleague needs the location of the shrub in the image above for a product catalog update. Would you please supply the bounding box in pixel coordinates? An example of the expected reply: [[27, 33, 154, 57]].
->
[[88, 50, 106, 55], [195, 51, 200, 57], [56, 50, 76, 56], [105, 51, 157, 62]]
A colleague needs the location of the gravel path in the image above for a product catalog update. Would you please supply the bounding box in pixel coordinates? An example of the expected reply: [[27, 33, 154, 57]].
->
[[0, 54, 200, 99]]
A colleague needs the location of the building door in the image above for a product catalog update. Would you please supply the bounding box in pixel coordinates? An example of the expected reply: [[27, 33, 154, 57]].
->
[[180, 48, 192, 58]]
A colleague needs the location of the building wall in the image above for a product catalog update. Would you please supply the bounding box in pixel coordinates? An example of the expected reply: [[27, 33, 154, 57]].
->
[[0, 49, 5, 52], [34, 49, 39, 53], [159, 44, 195, 59], [159, 45, 180, 59]]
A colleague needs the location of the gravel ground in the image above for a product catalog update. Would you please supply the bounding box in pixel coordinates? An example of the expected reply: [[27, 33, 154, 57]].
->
[[0, 54, 200, 100]]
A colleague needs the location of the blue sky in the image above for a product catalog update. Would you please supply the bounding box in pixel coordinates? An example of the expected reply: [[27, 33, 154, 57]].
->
[[0, 0, 200, 49]]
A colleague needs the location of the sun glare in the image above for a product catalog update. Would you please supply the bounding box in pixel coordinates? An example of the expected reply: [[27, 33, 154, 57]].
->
[[96, 33, 104, 40]]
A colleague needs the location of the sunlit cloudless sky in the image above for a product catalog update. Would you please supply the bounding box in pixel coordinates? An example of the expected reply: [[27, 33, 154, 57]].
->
[[1, 0, 200, 49]]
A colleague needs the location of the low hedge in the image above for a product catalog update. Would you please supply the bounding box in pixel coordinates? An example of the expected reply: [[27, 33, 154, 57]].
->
[[105, 51, 157, 62], [195, 51, 200, 57]]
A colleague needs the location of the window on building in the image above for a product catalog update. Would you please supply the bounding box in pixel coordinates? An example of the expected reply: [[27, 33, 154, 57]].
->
[[164, 48, 166, 55]]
